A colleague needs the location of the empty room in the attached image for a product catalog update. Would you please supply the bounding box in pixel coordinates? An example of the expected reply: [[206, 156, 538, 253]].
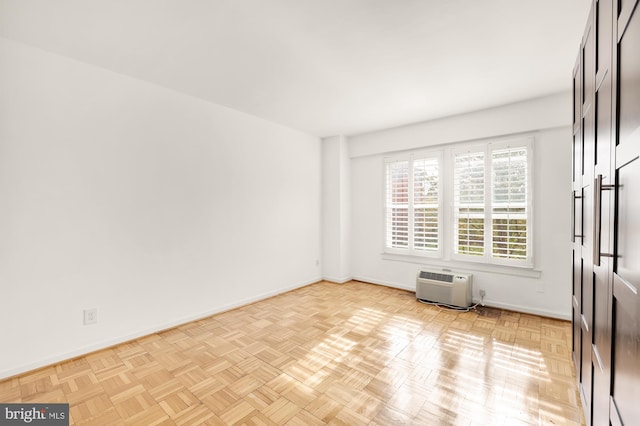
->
[[1, 0, 638, 425]]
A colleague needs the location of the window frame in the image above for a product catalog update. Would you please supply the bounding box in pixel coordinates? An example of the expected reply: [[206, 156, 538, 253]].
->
[[383, 150, 443, 258], [451, 139, 534, 268], [452, 148, 487, 259], [489, 141, 532, 267]]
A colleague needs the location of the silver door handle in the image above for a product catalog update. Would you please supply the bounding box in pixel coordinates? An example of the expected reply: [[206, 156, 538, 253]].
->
[[593, 174, 614, 266], [572, 191, 582, 242]]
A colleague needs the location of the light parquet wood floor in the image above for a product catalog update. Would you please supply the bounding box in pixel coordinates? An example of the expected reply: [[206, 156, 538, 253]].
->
[[0, 281, 584, 425]]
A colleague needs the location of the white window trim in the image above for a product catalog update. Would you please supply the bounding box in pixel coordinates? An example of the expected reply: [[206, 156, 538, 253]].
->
[[450, 139, 533, 268], [491, 139, 533, 268], [383, 150, 443, 258], [451, 146, 487, 262]]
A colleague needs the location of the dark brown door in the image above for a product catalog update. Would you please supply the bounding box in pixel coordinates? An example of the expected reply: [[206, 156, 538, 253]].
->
[[591, 1, 615, 425], [579, 6, 596, 424], [572, 51, 583, 384], [610, 0, 640, 424]]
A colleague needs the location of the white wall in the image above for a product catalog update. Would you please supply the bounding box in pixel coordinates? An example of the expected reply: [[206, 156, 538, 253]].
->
[[0, 37, 322, 379], [322, 136, 351, 282], [348, 94, 573, 319], [349, 92, 571, 157]]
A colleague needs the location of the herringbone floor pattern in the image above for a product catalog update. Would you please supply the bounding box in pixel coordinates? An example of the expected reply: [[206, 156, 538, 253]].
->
[[0, 281, 583, 425]]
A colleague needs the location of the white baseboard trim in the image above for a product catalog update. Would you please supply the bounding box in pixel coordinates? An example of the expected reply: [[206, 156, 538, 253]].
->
[[0, 276, 321, 381], [322, 275, 353, 284], [353, 275, 570, 321], [471, 298, 571, 321], [352, 275, 416, 292]]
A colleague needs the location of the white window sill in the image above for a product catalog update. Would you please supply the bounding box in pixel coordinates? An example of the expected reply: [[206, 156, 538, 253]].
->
[[381, 252, 542, 279]]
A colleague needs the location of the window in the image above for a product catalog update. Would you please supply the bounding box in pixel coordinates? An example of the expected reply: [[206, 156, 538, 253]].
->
[[453, 142, 532, 266], [413, 157, 440, 251], [385, 153, 441, 256], [491, 147, 528, 261], [384, 138, 533, 268], [453, 152, 485, 256], [385, 160, 409, 249]]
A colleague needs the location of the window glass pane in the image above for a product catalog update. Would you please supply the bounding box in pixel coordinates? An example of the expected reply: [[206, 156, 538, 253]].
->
[[390, 161, 409, 203], [457, 216, 485, 255], [391, 208, 409, 247], [492, 217, 527, 259]]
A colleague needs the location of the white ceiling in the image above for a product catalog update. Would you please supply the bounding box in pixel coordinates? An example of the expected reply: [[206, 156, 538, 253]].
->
[[0, 0, 591, 137]]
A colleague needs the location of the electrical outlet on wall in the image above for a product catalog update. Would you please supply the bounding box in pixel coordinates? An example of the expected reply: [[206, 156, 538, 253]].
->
[[84, 308, 98, 325]]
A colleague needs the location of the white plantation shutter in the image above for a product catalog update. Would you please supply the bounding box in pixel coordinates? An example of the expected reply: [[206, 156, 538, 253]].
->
[[385, 160, 409, 248], [385, 154, 441, 254], [453, 152, 485, 256], [413, 158, 439, 251], [384, 139, 531, 267], [491, 147, 528, 260]]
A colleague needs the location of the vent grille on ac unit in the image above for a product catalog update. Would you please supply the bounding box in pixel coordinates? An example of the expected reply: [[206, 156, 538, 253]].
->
[[417, 271, 453, 283]]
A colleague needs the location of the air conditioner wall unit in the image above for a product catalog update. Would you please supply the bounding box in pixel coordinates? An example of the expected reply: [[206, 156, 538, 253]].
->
[[416, 268, 473, 308]]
